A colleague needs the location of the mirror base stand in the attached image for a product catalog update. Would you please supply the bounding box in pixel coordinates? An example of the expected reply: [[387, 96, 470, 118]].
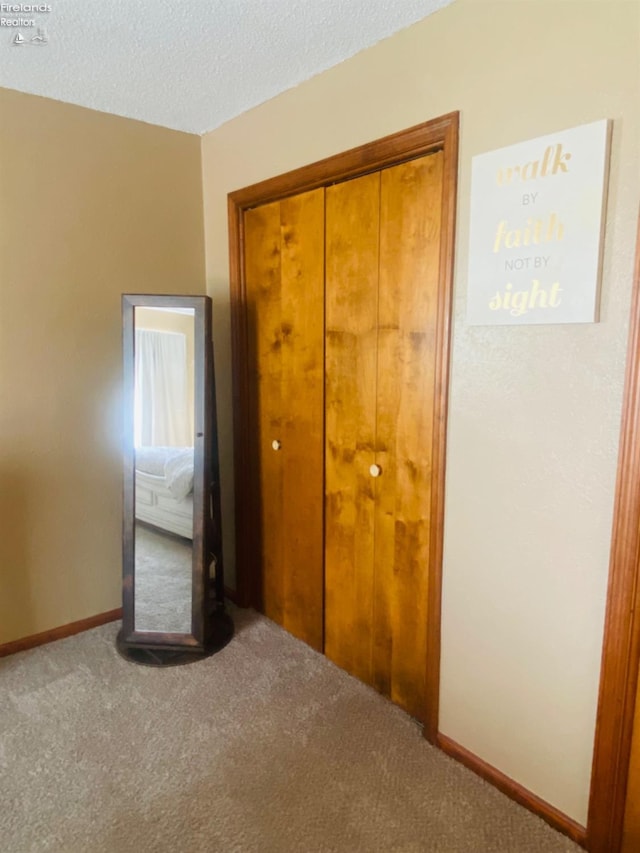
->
[[115, 609, 234, 668]]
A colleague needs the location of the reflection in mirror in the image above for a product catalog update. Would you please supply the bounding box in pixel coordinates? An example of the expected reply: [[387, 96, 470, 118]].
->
[[133, 306, 195, 634]]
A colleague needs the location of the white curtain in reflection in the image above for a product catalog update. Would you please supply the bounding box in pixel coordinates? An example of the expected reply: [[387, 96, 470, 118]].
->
[[134, 329, 191, 448]]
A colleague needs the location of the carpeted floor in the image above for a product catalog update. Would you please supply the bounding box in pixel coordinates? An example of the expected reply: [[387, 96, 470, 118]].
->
[[0, 608, 581, 853]]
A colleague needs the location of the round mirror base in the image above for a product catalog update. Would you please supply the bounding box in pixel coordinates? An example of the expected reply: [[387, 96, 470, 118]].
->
[[116, 610, 234, 668]]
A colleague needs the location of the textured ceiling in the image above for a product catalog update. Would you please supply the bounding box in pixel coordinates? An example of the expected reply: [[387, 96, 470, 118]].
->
[[0, 0, 455, 134]]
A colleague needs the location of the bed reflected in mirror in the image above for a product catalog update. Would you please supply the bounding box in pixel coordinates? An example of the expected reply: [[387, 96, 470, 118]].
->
[[133, 306, 195, 634]]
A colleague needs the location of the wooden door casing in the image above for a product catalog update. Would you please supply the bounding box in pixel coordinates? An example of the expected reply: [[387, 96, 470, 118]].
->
[[588, 212, 640, 853], [623, 675, 640, 852]]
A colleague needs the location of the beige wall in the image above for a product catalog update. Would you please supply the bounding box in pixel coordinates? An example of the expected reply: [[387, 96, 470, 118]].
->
[[0, 88, 205, 645], [201, 0, 640, 825]]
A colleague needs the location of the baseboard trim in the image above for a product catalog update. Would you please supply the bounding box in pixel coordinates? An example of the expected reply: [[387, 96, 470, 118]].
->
[[0, 594, 243, 659], [437, 734, 587, 848], [0, 608, 123, 659]]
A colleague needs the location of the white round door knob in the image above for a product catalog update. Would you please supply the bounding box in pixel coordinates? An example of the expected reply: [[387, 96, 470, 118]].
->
[[369, 464, 382, 478], [272, 439, 282, 451]]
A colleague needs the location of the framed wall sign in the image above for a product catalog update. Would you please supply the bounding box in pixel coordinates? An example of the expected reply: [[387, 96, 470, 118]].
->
[[466, 119, 611, 326]]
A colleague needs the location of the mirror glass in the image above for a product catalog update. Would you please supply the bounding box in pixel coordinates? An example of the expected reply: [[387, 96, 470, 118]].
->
[[133, 306, 195, 634]]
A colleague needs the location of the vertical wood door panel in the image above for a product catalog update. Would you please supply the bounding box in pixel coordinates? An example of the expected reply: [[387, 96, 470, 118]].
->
[[324, 153, 444, 722], [243, 189, 325, 650], [244, 201, 284, 626], [375, 152, 444, 722], [279, 191, 325, 649], [324, 172, 380, 683]]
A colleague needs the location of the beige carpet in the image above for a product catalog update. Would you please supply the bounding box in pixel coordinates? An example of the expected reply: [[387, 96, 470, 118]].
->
[[0, 608, 581, 853]]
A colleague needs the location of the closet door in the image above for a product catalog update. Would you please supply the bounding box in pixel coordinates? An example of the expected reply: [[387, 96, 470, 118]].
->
[[324, 172, 380, 684], [243, 189, 325, 650], [374, 152, 444, 721], [324, 152, 444, 721]]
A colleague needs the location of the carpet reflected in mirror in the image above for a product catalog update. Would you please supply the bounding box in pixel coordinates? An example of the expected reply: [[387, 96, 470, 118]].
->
[[134, 524, 192, 634]]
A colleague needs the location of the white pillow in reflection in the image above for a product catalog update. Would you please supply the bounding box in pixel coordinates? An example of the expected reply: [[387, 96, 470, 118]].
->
[[164, 448, 195, 501], [135, 446, 171, 477]]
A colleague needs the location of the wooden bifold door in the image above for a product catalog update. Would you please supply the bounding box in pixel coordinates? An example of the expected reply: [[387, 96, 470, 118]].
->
[[243, 190, 325, 651], [324, 157, 443, 721], [230, 116, 457, 730]]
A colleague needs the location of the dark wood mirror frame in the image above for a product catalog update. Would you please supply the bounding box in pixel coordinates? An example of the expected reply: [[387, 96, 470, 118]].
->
[[117, 293, 233, 666]]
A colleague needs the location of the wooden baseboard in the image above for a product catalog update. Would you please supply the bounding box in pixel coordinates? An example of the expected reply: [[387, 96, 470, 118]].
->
[[0, 593, 243, 659], [437, 733, 587, 848], [0, 608, 123, 659]]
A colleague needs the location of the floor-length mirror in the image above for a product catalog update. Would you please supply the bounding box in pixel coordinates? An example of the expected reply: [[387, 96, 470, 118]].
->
[[117, 294, 232, 665], [133, 304, 196, 634]]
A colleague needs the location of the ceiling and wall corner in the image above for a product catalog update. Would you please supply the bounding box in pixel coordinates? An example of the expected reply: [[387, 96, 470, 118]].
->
[[0, 0, 456, 134]]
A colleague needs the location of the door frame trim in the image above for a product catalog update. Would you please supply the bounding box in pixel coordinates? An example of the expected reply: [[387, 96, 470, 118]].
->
[[587, 211, 640, 852], [227, 112, 459, 741]]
